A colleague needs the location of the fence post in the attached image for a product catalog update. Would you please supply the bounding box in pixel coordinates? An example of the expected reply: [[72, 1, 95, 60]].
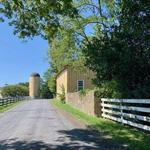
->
[[120, 99, 124, 124], [2, 99, 4, 106], [101, 98, 105, 118]]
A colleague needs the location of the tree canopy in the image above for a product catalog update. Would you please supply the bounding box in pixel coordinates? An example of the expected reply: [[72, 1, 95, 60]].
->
[[1, 84, 29, 97], [83, 0, 150, 98], [0, 0, 77, 40], [1, 0, 149, 98], [40, 80, 53, 99]]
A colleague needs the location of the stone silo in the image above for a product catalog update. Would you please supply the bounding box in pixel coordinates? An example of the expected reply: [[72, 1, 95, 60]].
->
[[29, 73, 40, 99]]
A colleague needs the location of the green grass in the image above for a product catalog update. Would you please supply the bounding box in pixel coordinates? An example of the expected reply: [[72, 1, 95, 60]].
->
[[0, 101, 23, 113], [51, 99, 150, 150]]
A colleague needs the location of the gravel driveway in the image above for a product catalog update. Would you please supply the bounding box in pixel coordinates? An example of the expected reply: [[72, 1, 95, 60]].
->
[[0, 99, 122, 150]]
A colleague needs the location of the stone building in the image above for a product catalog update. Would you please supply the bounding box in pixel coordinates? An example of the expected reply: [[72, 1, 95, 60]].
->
[[56, 67, 101, 117], [56, 66, 95, 98]]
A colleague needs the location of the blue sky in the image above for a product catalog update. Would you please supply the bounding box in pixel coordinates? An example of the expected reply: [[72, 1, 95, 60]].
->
[[0, 21, 49, 87]]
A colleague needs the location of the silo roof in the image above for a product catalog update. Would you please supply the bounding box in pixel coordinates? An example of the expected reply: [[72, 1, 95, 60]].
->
[[30, 73, 40, 77]]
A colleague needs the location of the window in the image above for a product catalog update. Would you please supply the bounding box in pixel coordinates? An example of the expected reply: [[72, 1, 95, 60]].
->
[[77, 80, 84, 91]]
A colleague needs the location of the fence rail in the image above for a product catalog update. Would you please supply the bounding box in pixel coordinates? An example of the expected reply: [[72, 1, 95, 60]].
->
[[0, 97, 26, 107], [101, 98, 150, 131]]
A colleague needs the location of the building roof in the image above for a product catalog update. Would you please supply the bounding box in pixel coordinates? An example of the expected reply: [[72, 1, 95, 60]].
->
[[56, 65, 69, 78], [30, 73, 40, 77]]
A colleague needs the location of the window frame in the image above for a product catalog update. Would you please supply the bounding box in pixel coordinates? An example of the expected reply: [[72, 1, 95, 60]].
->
[[77, 80, 84, 91]]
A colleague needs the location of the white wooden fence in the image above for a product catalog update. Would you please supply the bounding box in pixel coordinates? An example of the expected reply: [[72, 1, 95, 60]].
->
[[101, 98, 150, 131]]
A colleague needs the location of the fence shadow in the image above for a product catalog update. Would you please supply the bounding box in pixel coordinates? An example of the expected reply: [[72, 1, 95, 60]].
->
[[57, 128, 125, 150], [87, 122, 150, 150]]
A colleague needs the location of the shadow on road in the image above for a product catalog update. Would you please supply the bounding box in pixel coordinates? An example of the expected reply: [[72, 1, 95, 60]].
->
[[0, 128, 125, 150]]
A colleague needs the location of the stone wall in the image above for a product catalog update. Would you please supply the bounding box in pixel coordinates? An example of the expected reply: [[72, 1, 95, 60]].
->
[[66, 91, 101, 117]]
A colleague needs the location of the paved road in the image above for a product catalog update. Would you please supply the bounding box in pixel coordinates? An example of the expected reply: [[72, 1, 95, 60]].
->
[[0, 100, 122, 150]]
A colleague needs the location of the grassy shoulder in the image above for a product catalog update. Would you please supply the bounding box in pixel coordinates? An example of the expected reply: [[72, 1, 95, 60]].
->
[[0, 101, 23, 113], [51, 99, 150, 150]]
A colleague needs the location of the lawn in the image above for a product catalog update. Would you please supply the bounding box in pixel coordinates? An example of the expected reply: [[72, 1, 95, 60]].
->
[[0, 101, 23, 113], [51, 99, 150, 150]]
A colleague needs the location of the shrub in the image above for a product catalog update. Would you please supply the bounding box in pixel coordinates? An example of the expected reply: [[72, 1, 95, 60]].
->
[[59, 84, 65, 103], [40, 82, 53, 99], [1, 85, 29, 97], [94, 80, 122, 98], [78, 89, 90, 99]]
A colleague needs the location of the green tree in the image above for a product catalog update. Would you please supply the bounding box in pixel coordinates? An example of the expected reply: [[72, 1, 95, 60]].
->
[[83, 0, 150, 98], [44, 68, 56, 95], [1, 84, 29, 97], [40, 81, 53, 99], [18, 82, 29, 88], [0, 0, 119, 74], [47, 0, 119, 75], [47, 76, 56, 95], [0, 0, 77, 40], [48, 29, 86, 73]]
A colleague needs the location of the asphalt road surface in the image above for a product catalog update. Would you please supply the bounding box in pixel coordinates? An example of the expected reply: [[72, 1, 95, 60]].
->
[[0, 99, 122, 150]]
